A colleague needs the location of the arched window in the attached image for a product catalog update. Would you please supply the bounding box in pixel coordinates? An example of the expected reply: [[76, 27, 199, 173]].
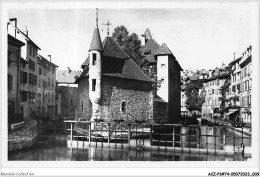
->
[[121, 101, 126, 113]]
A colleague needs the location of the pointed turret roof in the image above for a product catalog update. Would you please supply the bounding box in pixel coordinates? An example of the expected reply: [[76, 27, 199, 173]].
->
[[89, 28, 103, 51], [154, 43, 173, 56], [144, 28, 152, 40]]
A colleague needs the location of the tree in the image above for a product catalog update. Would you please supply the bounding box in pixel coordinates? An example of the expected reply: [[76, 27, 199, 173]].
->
[[112, 26, 144, 67], [112, 25, 157, 94], [184, 80, 205, 114], [112, 26, 129, 48], [218, 66, 232, 116]]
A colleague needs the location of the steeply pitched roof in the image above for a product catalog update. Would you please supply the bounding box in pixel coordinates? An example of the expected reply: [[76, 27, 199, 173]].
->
[[144, 28, 152, 40], [141, 39, 160, 63], [228, 57, 242, 67], [239, 55, 251, 68], [89, 28, 103, 52], [103, 58, 154, 83], [81, 55, 89, 69], [102, 36, 129, 60], [56, 70, 82, 84], [154, 43, 173, 56], [38, 54, 58, 68], [77, 36, 153, 83], [11, 26, 41, 50], [81, 36, 129, 68]]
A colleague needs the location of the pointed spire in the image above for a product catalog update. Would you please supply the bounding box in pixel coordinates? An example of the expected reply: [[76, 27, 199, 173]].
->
[[154, 43, 172, 56], [89, 28, 103, 51], [144, 28, 152, 40], [96, 8, 99, 28]]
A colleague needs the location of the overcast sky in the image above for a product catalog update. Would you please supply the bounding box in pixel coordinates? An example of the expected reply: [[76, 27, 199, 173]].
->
[[8, 5, 255, 71]]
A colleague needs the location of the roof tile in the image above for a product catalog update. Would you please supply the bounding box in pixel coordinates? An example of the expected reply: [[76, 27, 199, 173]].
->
[[89, 28, 103, 51], [154, 43, 173, 56], [56, 70, 82, 83]]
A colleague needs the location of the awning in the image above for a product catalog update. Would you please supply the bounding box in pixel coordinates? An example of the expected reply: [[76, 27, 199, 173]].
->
[[226, 109, 238, 116]]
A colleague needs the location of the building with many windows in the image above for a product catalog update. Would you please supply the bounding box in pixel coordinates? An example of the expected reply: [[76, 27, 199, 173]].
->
[[8, 34, 25, 125], [8, 19, 41, 120], [56, 67, 81, 119], [239, 46, 252, 124], [201, 66, 229, 118], [37, 55, 58, 118]]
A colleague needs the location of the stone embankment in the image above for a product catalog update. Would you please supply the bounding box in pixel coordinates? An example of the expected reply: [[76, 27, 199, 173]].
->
[[8, 120, 38, 152]]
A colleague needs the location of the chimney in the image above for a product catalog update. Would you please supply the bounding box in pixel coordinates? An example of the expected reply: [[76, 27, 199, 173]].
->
[[209, 69, 213, 77], [141, 34, 146, 46], [67, 67, 71, 74], [222, 63, 225, 69], [233, 53, 235, 60], [9, 18, 17, 37]]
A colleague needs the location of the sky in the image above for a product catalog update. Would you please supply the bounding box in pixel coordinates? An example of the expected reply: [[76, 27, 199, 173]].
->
[[7, 5, 255, 72]]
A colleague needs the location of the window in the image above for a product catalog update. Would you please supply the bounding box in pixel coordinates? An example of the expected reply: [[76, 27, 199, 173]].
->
[[92, 53, 97, 65], [81, 100, 84, 112], [39, 67, 42, 75], [33, 48, 35, 58], [216, 79, 219, 86], [48, 78, 50, 86], [244, 67, 247, 77], [29, 46, 32, 56], [121, 101, 126, 112], [20, 91, 28, 102], [51, 92, 54, 102], [245, 81, 248, 90], [32, 92, 35, 102], [20, 71, 28, 84], [92, 79, 96, 91], [48, 92, 50, 102], [212, 89, 214, 94], [232, 86, 236, 93], [8, 75, 13, 90], [237, 85, 240, 94], [70, 98, 74, 108], [161, 64, 165, 69]]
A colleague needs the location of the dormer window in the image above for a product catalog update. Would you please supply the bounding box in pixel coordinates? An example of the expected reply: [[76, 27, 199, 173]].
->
[[144, 49, 151, 55], [92, 53, 97, 65]]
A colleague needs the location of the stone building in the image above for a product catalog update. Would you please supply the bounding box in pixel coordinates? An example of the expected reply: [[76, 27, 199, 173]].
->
[[8, 34, 25, 125], [225, 56, 242, 121], [76, 26, 154, 122], [201, 66, 229, 118], [37, 55, 58, 118], [56, 68, 81, 119], [141, 28, 183, 123], [239, 46, 252, 124], [8, 20, 41, 120]]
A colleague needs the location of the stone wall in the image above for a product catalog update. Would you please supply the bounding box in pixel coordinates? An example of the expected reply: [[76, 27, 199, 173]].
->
[[77, 76, 153, 122], [100, 76, 153, 122], [152, 100, 168, 123], [59, 85, 79, 117], [77, 78, 92, 119]]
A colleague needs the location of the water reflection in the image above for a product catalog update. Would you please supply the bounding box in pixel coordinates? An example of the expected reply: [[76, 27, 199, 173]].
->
[[8, 139, 248, 161]]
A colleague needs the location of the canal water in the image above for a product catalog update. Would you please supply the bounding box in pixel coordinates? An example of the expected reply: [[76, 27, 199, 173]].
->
[[8, 136, 249, 161], [8, 122, 251, 161]]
